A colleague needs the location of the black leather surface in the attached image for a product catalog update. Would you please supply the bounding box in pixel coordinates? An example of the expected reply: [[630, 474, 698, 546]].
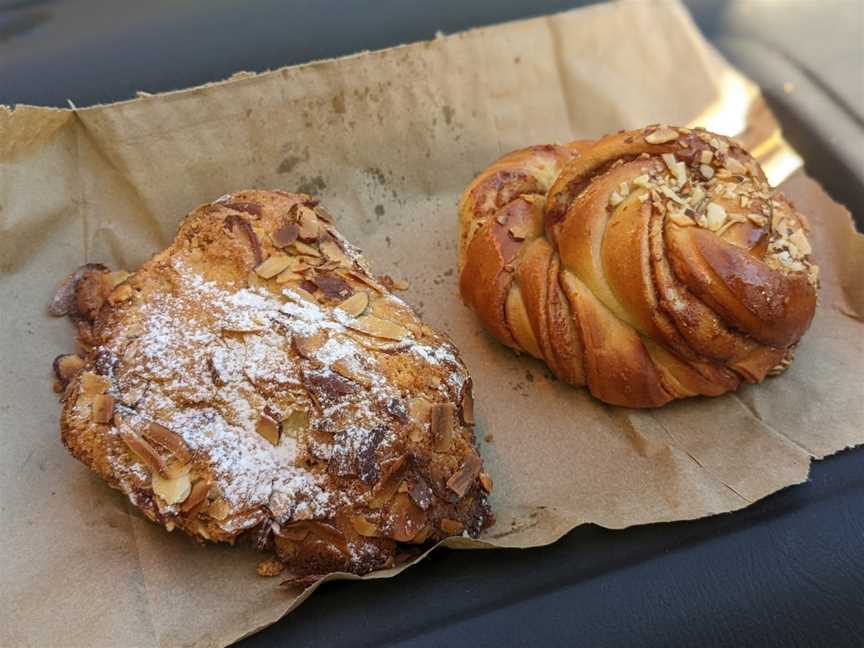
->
[[3, 1, 862, 646]]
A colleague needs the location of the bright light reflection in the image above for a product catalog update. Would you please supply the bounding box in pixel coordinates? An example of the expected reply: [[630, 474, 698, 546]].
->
[[688, 71, 803, 185], [689, 71, 753, 137]]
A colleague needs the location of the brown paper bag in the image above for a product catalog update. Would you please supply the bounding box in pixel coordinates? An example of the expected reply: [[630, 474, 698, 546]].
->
[[2, 1, 862, 645]]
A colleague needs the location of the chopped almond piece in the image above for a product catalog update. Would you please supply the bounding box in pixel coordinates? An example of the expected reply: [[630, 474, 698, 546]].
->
[[91, 394, 114, 424]]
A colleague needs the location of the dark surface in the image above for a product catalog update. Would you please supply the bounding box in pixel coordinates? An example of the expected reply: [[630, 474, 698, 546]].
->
[[3, 1, 863, 647], [238, 450, 864, 648]]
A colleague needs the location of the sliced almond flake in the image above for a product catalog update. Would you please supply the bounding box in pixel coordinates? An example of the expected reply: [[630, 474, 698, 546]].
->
[[460, 388, 475, 425], [152, 470, 192, 505], [164, 458, 190, 480], [348, 315, 409, 340], [350, 515, 380, 537], [644, 127, 678, 144], [117, 416, 169, 478], [296, 206, 320, 241], [408, 397, 432, 433], [293, 241, 321, 257], [320, 239, 351, 266], [297, 255, 324, 268], [340, 269, 386, 294], [446, 451, 482, 498], [294, 331, 327, 359], [143, 422, 192, 463], [380, 275, 409, 291], [705, 202, 727, 230], [206, 498, 230, 521], [332, 359, 373, 388], [430, 403, 456, 451], [256, 413, 281, 446], [275, 270, 304, 284], [91, 394, 114, 424], [700, 150, 714, 164], [283, 285, 318, 303], [318, 260, 342, 272], [281, 255, 310, 272], [337, 292, 369, 317], [255, 255, 293, 279], [271, 222, 300, 248], [312, 205, 334, 223], [181, 478, 212, 513]]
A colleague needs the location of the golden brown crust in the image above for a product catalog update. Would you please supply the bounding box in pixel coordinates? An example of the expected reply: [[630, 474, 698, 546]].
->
[[53, 190, 493, 577], [458, 126, 819, 408]]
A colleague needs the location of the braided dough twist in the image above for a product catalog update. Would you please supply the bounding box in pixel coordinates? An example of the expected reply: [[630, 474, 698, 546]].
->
[[458, 126, 818, 408]]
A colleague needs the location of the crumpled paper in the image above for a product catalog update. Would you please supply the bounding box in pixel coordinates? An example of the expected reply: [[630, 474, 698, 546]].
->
[[2, 1, 862, 646]]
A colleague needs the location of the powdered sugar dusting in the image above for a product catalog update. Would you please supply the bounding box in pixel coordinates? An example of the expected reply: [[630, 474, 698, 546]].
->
[[101, 254, 470, 542]]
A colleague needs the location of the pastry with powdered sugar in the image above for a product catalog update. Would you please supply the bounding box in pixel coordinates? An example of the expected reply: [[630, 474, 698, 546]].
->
[[51, 190, 493, 580]]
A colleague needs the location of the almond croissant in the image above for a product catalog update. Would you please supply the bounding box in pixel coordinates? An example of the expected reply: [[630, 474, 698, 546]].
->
[[53, 190, 493, 578], [458, 126, 818, 408]]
